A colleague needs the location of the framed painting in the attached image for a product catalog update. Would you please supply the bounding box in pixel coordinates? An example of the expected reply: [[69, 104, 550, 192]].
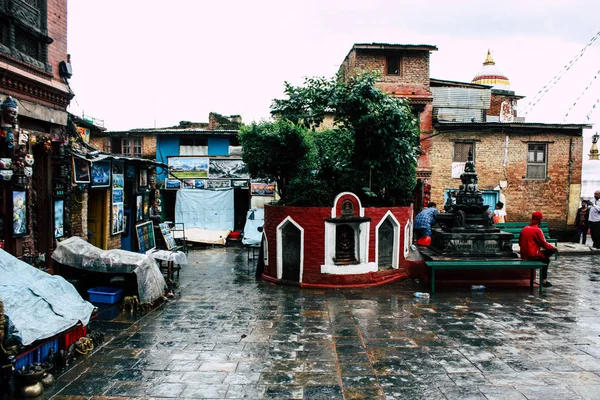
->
[[232, 179, 249, 189], [12, 190, 27, 236], [112, 188, 123, 204], [90, 160, 111, 188], [206, 179, 231, 189], [54, 199, 64, 239], [136, 221, 156, 253], [165, 179, 182, 189], [139, 168, 148, 188], [159, 223, 178, 250], [168, 156, 209, 178], [136, 194, 144, 221], [251, 182, 276, 196], [73, 157, 91, 184], [112, 202, 125, 235], [208, 158, 250, 179], [142, 194, 150, 219]]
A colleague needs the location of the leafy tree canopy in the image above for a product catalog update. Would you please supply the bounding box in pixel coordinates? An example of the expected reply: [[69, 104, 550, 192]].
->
[[241, 72, 420, 206]]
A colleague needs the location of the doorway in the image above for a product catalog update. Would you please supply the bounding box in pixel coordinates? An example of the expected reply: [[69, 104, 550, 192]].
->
[[279, 219, 302, 284], [88, 191, 107, 249], [378, 217, 394, 270]]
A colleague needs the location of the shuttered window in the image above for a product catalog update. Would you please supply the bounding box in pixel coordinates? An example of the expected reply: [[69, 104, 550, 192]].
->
[[526, 143, 547, 179], [453, 142, 475, 162]]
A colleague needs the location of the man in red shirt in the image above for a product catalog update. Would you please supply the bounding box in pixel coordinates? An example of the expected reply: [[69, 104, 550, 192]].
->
[[519, 211, 557, 287]]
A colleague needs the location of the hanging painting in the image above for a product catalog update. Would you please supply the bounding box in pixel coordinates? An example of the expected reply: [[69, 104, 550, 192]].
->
[[73, 157, 91, 184], [139, 168, 148, 188], [136, 194, 144, 221], [12, 190, 27, 236], [54, 199, 64, 238], [90, 160, 111, 188], [168, 156, 209, 178], [111, 161, 125, 234]]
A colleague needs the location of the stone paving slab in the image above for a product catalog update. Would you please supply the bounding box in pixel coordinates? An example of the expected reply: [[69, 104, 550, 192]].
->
[[43, 243, 600, 399]]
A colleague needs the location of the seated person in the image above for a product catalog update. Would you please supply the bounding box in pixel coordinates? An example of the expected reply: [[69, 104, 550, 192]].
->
[[519, 211, 557, 287], [414, 202, 438, 244]]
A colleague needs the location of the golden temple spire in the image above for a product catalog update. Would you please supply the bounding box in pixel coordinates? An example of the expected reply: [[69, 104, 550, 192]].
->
[[484, 49, 495, 65]]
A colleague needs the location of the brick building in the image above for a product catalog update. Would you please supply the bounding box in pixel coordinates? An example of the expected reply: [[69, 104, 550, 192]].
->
[[0, 0, 74, 262], [338, 44, 588, 234]]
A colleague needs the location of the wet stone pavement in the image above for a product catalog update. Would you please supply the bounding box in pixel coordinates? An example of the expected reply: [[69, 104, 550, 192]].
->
[[45, 244, 600, 399]]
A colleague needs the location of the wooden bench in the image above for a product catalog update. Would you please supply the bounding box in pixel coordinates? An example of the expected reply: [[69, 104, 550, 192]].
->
[[496, 222, 558, 259], [425, 259, 548, 294]]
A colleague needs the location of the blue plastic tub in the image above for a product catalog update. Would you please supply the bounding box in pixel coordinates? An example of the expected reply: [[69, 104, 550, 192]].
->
[[87, 287, 123, 304]]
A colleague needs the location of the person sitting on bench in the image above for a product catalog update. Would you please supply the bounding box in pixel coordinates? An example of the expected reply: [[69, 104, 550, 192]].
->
[[519, 211, 557, 288]]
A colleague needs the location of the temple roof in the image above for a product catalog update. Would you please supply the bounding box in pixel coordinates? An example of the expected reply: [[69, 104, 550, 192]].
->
[[472, 50, 510, 89]]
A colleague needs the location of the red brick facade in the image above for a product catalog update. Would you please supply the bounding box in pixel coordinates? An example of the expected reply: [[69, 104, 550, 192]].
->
[[262, 200, 421, 288]]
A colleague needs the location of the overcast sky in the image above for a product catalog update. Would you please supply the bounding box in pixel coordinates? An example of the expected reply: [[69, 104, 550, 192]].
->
[[66, 2, 599, 153]]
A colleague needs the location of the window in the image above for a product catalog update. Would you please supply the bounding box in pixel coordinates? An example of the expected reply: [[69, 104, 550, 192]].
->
[[180, 137, 208, 156], [453, 142, 475, 162], [0, 0, 51, 72], [526, 143, 547, 179], [386, 55, 400, 75], [121, 138, 142, 157]]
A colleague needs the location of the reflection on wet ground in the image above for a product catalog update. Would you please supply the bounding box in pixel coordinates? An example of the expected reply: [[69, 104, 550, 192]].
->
[[46, 244, 600, 399]]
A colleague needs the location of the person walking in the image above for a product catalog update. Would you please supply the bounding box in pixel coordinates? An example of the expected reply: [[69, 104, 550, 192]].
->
[[589, 190, 600, 248], [575, 200, 590, 245], [519, 211, 557, 288], [414, 202, 438, 245]]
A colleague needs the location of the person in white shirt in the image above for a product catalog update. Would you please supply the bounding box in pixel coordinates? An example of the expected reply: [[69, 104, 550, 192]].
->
[[589, 190, 600, 249], [493, 201, 507, 224]]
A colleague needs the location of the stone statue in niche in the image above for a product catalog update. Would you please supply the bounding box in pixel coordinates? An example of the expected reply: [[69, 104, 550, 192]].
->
[[334, 224, 357, 264], [341, 200, 354, 217]]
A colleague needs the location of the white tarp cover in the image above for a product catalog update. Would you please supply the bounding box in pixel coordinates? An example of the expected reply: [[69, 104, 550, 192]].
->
[[175, 189, 234, 231], [242, 209, 264, 247], [176, 228, 231, 245], [0, 249, 94, 346], [51, 237, 167, 303]]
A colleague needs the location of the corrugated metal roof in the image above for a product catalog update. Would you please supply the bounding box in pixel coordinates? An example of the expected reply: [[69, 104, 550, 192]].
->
[[353, 43, 438, 51], [432, 87, 491, 109], [434, 108, 484, 123]]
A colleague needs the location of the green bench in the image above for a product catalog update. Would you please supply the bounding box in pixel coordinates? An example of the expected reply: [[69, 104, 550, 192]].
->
[[425, 260, 548, 294], [496, 222, 558, 259]]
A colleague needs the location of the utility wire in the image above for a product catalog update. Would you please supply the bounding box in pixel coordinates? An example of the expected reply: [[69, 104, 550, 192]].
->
[[522, 31, 600, 117]]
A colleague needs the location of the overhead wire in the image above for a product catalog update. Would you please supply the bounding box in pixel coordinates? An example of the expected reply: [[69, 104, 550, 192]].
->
[[522, 31, 600, 117]]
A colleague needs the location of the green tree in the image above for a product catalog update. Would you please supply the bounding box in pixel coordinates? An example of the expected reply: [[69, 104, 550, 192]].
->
[[239, 120, 311, 203], [243, 72, 420, 206]]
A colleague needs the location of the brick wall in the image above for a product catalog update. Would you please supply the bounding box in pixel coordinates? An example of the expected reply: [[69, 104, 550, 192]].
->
[[47, 0, 68, 81], [263, 203, 414, 287], [142, 136, 157, 158], [428, 131, 583, 231], [341, 49, 431, 89], [70, 189, 88, 240], [89, 137, 109, 152]]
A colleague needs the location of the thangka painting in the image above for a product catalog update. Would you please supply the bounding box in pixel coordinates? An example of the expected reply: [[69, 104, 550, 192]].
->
[[208, 158, 249, 179], [139, 169, 148, 188], [13, 190, 27, 236], [90, 160, 111, 188], [136, 221, 156, 252], [168, 156, 209, 178]]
